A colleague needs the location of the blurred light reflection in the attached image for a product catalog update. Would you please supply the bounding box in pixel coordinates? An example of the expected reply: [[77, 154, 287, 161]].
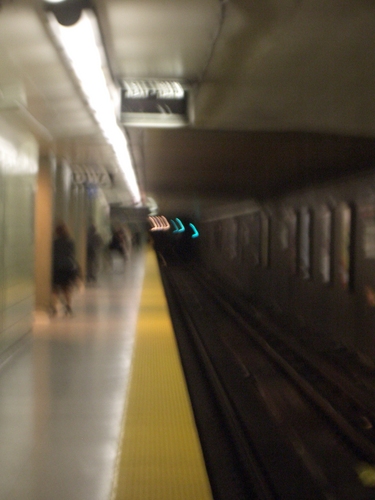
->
[[148, 215, 170, 231]]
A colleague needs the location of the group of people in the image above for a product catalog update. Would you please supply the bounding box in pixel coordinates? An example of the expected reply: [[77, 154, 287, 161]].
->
[[51, 222, 132, 317]]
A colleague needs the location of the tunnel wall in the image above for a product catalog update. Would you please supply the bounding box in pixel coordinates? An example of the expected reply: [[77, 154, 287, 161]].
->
[[198, 171, 375, 361]]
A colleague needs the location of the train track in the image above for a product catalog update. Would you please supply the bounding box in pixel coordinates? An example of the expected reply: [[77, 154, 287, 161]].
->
[[195, 267, 375, 454], [160, 261, 375, 500]]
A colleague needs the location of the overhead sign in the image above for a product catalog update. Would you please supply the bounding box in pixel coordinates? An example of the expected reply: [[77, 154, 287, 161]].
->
[[72, 170, 112, 187], [120, 80, 190, 128]]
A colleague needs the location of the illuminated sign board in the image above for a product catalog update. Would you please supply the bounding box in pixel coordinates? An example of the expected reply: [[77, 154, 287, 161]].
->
[[120, 80, 190, 127]]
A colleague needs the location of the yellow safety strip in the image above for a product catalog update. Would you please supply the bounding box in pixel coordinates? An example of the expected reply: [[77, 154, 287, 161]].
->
[[111, 249, 213, 500]]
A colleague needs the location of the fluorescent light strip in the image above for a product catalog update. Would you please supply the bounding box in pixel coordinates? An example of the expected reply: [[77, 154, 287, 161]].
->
[[48, 10, 141, 204]]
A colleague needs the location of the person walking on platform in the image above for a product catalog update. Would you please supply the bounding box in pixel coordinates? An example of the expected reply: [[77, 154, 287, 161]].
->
[[51, 222, 79, 316], [86, 223, 103, 282], [108, 226, 130, 269]]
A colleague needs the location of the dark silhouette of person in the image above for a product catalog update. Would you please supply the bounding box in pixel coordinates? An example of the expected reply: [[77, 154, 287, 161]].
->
[[86, 224, 103, 282], [51, 222, 79, 316], [109, 227, 127, 259]]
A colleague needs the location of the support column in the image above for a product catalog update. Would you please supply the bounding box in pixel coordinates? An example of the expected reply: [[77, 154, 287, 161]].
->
[[34, 154, 55, 320], [55, 158, 71, 223], [70, 183, 88, 282]]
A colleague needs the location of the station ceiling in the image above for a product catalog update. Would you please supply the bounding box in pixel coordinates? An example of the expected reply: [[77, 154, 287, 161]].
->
[[0, 0, 375, 215]]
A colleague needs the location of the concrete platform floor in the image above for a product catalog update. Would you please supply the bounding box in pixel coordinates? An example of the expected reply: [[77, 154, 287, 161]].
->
[[0, 251, 145, 500]]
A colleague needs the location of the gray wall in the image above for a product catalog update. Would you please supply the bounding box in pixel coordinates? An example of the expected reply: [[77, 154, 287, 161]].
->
[[0, 118, 38, 356]]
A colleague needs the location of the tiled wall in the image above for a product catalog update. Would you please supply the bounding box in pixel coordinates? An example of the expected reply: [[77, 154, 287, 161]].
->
[[0, 119, 38, 356]]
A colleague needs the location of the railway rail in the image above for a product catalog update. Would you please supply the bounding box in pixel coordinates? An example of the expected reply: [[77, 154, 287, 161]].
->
[[196, 267, 375, 454], [159, 259, 375, 500]]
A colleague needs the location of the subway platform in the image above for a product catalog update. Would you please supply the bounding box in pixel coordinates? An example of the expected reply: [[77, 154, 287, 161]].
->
[[0, 248, 212, 500]]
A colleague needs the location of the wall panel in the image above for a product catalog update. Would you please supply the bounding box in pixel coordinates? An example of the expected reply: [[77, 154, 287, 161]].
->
[[0, 140, 4, 340], [0, 119, 38, 356]]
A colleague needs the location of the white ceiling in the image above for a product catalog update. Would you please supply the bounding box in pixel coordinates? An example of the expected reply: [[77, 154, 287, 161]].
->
[[0, 0, 374, 214]]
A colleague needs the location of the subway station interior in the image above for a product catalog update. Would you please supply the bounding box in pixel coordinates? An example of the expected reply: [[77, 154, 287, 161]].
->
[[1, 1, 375, 499]]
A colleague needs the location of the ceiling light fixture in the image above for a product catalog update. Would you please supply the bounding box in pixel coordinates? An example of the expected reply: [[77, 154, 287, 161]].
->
[[44, 0, 89, 26], [47, 8, 141, 204]]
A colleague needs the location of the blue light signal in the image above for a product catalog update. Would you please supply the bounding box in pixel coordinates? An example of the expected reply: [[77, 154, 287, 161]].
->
[[170, 218, 199, 238], [189, 223, 199, 238]]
